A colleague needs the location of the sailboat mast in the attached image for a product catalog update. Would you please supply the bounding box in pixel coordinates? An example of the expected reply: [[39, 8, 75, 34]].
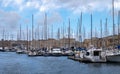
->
[[118, 11, 120, 45], [2, 28, 5, 49], [51, 24, 53, 48], [100, 20, 103, 48], [95, 27, 97, 47], [17, 30, 19, 46], [29, 29, 31, 49], [26, 24, 29, 50], [38, 24, 40, 49], [91, 14, 93, 45], [63, 22, 65, 48], [100, 20, 102, 39], [44, 13, 47, 48], [105, 18, 108, 48], [42, 26, 44, 48], [80, 12, 82, 47], [44, 13, 47, 40], [20, 24, 21, 41], [76, 19, 79, 47], [112, 0, 115, 47], [32, 14, 34, 48], [57, 28, 60, 47], [68, 19, 71, 48], [83, 26, 86, 48]]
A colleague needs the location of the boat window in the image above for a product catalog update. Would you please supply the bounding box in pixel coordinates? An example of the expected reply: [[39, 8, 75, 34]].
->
[[86, 52, 89, 56], [93, 51, 99, 56]]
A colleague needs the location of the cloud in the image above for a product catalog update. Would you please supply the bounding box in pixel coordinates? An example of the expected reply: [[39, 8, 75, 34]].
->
[[58, 0, 120, 14], [1, 0, 120, 14], [0, 0, 119, 27], [0, 0, 24, 8], [0, 10, 21, 31]]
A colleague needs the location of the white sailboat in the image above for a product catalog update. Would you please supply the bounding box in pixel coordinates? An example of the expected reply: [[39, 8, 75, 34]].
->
[[106, 48, 120, 62], [105, 0, 120, 62]]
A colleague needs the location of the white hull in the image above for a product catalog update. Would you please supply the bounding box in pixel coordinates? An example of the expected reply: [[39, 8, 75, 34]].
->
[[28, 51, 37, 56], [106, 55, 120, 62], [84, 56, 106, 63], [16, 50, 26, 54]]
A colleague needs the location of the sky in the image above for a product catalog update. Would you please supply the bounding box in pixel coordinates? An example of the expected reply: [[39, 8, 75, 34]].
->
[[0, 0, 120, 41]]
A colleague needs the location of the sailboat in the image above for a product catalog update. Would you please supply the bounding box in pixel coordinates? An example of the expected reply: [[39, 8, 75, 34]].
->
[[28, 14, 37, 56], [16, 24, 24, 54], [105, 0, 120, 62], [15, 24, 26, 54]]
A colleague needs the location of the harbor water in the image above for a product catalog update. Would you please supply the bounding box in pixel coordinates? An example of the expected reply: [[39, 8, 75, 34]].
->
[[0, 52, 120, 74]]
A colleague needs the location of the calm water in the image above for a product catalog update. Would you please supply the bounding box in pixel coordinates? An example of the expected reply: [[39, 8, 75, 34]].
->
[[0, 52, 120, 74]]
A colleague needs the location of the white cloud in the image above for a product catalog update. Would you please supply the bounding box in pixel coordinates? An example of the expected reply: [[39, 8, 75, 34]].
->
[[1, 0, 120, 13], [0, 10, 21, 31]]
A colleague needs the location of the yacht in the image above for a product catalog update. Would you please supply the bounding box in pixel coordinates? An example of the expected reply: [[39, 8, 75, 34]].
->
[[51, 48, 62, 56], [106, 48, 120, 62], [84, 45, 106, 63]]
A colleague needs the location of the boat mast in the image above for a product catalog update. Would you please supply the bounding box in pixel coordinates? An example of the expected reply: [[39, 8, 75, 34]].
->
[[42, 24, 43, 40], [76, 19, 79, 47], [34, 28, 36, 48], [57, 28, 60, 47], [105, 18, 108, 48], [29, 29, 31, 50], [63, 22, 65, 48], [51, 24, 53, 48], [112, 0, 115, 48], [38, 24, 40, 49], [118, 11, 120, 45], [83, 26, 86, 48], [44, 13, 47, 48], [79, 12, 82, 47], [2, 28, 5, 49], [26, 24, 29, 51], [68, 19, 71, 49], [95, 27, 97, 48], [91, 14, 93, 45], [100, 20, 103, 48], [20, 24, 21, 45], [17, 29, 19, 47], [32, 14, 34, 49]]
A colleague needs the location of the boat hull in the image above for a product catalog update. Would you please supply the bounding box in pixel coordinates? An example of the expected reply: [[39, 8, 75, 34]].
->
[[106, 55, 120, 62]]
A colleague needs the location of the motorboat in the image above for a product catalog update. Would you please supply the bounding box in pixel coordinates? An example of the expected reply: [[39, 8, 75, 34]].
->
[[84, 45, 106, 63], [51, 48, 62, 56]]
